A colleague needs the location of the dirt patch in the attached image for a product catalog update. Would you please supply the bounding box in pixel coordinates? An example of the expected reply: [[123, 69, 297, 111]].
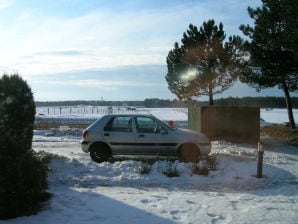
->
[[261, 125, 298, 145]]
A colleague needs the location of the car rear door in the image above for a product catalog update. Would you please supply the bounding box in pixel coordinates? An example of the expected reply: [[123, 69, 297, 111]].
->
[[102, 115, 135, 154]]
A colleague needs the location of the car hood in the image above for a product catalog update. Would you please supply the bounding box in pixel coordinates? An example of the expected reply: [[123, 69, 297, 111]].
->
[[171, 128, 210, 143]]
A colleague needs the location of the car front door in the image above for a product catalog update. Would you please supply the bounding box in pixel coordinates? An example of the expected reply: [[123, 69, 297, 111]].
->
[[103, 115, 135, 154], [134, 116, 172, 155]]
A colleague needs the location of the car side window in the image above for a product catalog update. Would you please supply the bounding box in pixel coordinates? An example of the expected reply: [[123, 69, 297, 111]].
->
[[135, 117, 166, 133], [104, 116, 132, 132]]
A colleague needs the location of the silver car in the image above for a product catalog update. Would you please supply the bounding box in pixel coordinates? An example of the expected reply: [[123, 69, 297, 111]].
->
[[81, 114, 211, 163]]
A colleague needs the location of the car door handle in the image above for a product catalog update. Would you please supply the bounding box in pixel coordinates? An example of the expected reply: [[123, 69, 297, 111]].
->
[[138, 134, 145, 138], [104, 133, 110, 136]]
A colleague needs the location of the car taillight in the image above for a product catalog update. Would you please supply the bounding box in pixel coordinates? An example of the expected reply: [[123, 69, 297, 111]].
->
[[82, 130, 88, 138]]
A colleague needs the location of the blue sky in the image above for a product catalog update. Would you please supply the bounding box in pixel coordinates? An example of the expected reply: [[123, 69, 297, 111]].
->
[[0, 0, 292, 101]]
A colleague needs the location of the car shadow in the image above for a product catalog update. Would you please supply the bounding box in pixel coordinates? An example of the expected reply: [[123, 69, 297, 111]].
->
[[16, 186, 175, 224], [261, 139, 298, 155]]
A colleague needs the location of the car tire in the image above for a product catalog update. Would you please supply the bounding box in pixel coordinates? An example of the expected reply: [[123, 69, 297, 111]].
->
[[178, 143, 200, 163], [89, 143, 111, 163]]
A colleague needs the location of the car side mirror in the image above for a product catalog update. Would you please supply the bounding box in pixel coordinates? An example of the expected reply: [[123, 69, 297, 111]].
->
[[160, 128, 168, 135]]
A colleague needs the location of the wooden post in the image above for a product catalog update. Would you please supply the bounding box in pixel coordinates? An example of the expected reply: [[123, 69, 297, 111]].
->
[[257, 142, 264, 178]]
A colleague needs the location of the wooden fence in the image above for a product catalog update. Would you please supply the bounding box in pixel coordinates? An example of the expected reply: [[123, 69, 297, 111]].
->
[[188, 106, 260, 144]]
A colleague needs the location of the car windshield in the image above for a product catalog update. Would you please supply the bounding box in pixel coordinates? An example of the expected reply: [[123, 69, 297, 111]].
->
[[152, 116, 177, 131], [164, 122, 177, 131]]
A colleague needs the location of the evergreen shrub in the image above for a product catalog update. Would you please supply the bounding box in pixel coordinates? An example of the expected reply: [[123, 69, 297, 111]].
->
[[0, 74, 49, 219]]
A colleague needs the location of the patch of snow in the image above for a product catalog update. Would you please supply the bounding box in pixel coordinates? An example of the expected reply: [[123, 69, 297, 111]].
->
[[261, 108, 298, 124], [4, 133, 296, 224], [4, 106, 298, 223]]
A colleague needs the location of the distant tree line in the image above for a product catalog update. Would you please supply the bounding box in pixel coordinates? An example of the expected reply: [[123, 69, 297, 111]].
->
[[144, 97, 298, 108], [35, 97, 298, 109], [211, 97, 298, 108], [35, 100, 144, 107]]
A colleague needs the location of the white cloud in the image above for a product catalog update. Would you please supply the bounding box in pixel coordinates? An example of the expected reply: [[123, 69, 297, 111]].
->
[[0, 8, 173, 76], [0, 0, 14, 10], [0, 1, 260, 78], [31, 78, 163, 88]]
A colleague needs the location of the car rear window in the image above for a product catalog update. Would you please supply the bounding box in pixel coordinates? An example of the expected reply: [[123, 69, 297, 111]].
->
[[104, 116, 132, 132]]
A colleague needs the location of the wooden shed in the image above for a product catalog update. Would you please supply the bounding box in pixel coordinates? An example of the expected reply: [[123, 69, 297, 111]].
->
[[188, 106, 260, 144]]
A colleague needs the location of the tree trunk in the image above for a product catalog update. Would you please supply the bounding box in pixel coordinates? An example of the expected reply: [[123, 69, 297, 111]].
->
[[208, 84, 214, 105], [282, 81, 296, 129]]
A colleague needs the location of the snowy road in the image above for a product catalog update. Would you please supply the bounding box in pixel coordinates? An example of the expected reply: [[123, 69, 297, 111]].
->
[[2, 133, 298, 224]]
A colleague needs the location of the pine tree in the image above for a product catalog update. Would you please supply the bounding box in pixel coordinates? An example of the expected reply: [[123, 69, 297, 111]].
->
[[239, 0, 297, 128], [166, 20, 244, 105]]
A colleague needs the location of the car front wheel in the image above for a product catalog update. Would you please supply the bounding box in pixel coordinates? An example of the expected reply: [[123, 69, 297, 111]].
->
[[178, 143, 200, 163], [89, 143, 111, 163]]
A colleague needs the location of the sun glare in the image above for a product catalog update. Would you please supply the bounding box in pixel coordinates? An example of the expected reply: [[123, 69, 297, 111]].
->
[[180, 69, 197, 82]]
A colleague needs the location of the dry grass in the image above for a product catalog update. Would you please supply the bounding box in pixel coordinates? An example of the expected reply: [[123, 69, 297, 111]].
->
[[261, 125, 298, 145]]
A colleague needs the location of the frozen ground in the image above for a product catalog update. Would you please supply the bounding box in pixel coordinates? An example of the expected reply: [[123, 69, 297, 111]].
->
[[2, 130, 297, 224], [2, 108, 297, 223]]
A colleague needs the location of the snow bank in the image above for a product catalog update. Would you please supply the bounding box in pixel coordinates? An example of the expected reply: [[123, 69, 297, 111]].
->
[[42, 140, 297, 224], [4, 131, 297, 224], [40, 140, 295, 193]]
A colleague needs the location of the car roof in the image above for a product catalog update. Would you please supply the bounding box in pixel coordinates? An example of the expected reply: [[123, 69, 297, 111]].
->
[[103, 114, 155, 118]]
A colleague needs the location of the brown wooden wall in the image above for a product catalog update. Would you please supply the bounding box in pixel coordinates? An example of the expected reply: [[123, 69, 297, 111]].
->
[[188, 106, 260, 144]]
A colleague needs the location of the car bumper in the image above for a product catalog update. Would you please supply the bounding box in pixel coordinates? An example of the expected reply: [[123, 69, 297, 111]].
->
[[80, 140, 90, 153], [198, 143, 211, 155]]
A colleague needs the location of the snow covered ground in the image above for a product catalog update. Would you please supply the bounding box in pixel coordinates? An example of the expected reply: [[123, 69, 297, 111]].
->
[[2, 108, 297, 223], [2, 132, 297, 223], [260, 108, 298, 124]]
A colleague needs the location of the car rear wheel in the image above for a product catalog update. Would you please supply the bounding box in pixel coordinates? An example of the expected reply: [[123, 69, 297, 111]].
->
[[178, 143, 200, 163], [89, 143, 111, 163]]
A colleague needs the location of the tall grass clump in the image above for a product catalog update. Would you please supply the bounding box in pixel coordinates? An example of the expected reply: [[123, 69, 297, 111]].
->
[[136, 157, 152, 175], [161, 160, 180, 177]]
